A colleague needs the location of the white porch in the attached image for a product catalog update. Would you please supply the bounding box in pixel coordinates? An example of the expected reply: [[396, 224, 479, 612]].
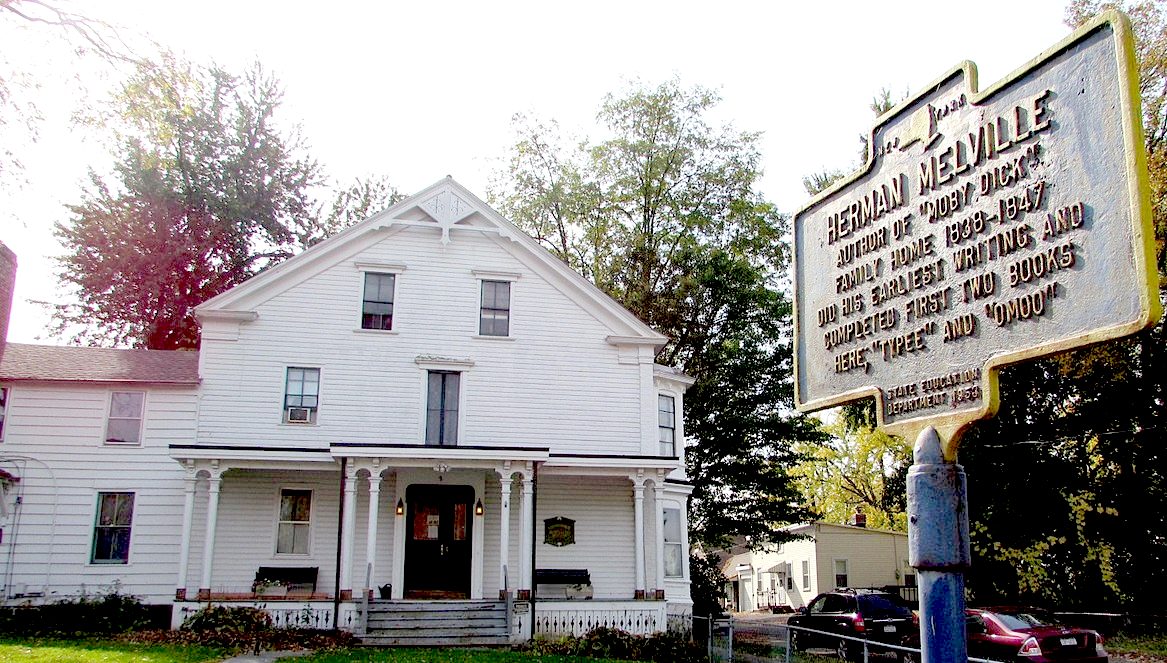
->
[[168, 444, 691, 639]]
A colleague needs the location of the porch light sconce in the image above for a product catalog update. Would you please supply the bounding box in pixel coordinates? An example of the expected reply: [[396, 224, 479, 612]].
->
[[396, 498, 405, 516], [475, 499, 484, 516]]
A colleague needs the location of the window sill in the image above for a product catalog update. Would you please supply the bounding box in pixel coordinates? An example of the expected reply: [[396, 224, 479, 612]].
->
[[472, 334, 516, 341], [279, 421, 319, 427], [103, 441, 143, 448], [353, 328, 399, 336]]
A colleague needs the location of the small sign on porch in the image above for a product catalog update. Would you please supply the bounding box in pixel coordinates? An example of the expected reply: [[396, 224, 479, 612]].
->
[[544, 516, 575, 546]]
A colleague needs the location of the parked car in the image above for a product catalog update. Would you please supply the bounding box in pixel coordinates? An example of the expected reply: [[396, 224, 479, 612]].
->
[[788, 588, 917, 661], [900, 607, 1108, 662]]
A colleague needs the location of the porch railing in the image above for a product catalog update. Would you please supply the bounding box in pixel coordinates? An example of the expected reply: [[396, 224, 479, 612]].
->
[[534, 599, 667, 637], [171, 599, 361, 631]]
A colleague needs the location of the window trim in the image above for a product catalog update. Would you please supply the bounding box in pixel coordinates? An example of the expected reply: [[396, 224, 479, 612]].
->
[[91, 491, 134, 565], [359, 271, 397, 332], [477, 279, 512, 338], [472, 270, 519, 339], [415, 357, 473, 445], [425, 370, 462, 446], [0, 384, 8, 442], [801, 559, 810, 590], [833, 558, 849, 589], [658, 393, 676, 456], [104, 390, 146, 446], [283, 366, 321, 425], [275, 487, 313, 556], [662, 504, 686, 579], [354, 262, 405, 334]]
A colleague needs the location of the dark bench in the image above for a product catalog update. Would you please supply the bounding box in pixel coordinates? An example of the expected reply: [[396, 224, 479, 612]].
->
[[535, 568, 592, 599], [254, 566, 318, 594]]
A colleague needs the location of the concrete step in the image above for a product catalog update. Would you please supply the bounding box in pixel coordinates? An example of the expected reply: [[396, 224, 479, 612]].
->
[[360, 634, 511, 647]]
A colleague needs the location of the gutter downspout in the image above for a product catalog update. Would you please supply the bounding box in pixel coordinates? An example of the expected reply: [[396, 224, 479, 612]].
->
[[333, 457, 346, 630]]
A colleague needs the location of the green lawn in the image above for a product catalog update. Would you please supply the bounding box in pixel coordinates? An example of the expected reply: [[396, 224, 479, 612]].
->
[[0, 638, 228, 663], [0, 640, 640, 663]]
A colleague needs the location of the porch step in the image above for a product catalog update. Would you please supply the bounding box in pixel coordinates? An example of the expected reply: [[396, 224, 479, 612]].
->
[[362, 600, 509, 647]]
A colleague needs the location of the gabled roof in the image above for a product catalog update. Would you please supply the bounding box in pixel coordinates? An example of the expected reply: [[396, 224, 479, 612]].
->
[[0, 342, 200, 385], [196, 177, 668, 345]]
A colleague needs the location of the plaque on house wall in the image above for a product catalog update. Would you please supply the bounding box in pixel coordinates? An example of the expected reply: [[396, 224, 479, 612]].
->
[[544, 516, 575, 546]]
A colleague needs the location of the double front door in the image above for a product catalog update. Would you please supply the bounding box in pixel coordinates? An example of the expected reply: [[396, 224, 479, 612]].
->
[[403, 484, 474, 599]]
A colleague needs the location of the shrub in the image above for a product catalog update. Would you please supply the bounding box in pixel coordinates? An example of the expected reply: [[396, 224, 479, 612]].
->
[[0, 588, 152, 636], [522, 626, 704, 663], [181, 604, 272, 634]]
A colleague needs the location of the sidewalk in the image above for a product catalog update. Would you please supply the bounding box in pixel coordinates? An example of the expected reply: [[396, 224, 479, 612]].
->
[[218, 650, 314, 663]]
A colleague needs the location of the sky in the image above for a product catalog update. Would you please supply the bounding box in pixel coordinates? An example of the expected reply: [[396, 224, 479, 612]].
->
[[0, 0, 1075, 346]]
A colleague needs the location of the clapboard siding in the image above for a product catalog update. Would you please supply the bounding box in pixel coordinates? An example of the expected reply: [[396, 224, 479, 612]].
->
[[0, 383, 196, 603], [814, 524, 908, 591], [196, 228, 643, 454], [534, 476, 635, 599]]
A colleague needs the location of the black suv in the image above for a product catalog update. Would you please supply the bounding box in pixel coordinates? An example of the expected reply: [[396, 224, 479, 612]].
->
[[787, 588, 916, 661]]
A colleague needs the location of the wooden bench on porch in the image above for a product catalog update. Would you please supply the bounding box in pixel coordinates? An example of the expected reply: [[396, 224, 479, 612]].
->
[[535, 568, 593, 600], [253, 566, 319, 596]]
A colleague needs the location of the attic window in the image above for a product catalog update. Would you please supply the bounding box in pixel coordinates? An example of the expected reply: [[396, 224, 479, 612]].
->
[[361, 272, 395, 330]]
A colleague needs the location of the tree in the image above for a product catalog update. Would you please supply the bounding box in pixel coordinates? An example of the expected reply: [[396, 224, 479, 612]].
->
[[954, 1, 1167, 610], [0, 0, 134, 188], [493, 79, 821, 550], [792, 420, 910, 531], [51, 54, 396, 349]]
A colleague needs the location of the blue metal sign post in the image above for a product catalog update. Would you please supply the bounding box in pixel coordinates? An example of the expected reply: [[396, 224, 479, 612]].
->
[[908, 428, 970, 663], [790, 11, 1157, 663]]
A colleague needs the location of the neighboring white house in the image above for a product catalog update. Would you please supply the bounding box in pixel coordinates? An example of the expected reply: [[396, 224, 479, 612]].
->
[[720, 521, 912, 613], [0, 178, 696, 642]]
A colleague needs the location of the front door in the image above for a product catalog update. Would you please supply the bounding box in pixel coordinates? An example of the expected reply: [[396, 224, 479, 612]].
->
[[403, 484, 474, 599]]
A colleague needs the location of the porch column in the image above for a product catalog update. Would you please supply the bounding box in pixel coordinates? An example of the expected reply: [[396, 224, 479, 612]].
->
[[633, 479, 646, 597], [653, 482, 666, 597], [339, 465, 358, 600], [198, 472, 222, 598], [175, 472, 197, 600], [519, 471, 533, 595], [497, 469, 514, 597], [364, 471, 381, 598]]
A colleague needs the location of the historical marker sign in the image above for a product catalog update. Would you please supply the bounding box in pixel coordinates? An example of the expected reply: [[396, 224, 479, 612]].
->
[[793, 12, 1161, 443]]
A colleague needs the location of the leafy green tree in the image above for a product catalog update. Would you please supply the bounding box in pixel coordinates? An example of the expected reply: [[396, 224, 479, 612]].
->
[[793, 420, 910, 531], [52, 54, 396, 349], [492, 79, 821, 549], [956, 1, 1167, 610]]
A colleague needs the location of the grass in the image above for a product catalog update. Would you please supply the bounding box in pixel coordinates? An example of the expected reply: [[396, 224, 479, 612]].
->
[[1108, 633, 1167, 657], [0, 640, 642, 663], [0, 638, 229, 663]]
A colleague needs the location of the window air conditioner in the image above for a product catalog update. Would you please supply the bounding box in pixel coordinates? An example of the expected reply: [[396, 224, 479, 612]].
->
[[286, 407, 313, 423]]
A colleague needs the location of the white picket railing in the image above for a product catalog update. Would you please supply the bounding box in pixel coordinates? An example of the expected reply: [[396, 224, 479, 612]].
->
[[533, 600, 668, 637], [171, 600, 360, 631]]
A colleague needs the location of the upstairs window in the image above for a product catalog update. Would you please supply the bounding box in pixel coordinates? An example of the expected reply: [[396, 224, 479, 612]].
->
[[426, 371, 460, 446], [92, 491, 134, 564], [0, 386, 7, 441], [479, 280, 510, 336], [802, 560, 810, 590], [663, 507, 684, 577], [105, 391, 144, 445], [361, 272, 395, 330], [277, 489, 312, 554], [658, 395, 676, 456], [284, 367, 320, 424]]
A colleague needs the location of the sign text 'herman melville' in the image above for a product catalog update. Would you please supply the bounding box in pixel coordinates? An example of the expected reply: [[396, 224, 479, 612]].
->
[[793, 13, 1160, 439]]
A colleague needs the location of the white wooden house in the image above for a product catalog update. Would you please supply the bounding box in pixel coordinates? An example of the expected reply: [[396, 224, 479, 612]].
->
[[720, 522, 911, 613], [0, 178, 695, 643]]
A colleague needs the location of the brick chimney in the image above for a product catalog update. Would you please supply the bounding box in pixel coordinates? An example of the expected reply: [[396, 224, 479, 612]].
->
[[852, 507, 867, 528], [0, 241, 15, 345]]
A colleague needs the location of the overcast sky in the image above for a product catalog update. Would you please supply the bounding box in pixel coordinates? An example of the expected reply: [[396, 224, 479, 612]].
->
[[0, 0, 1074, 345]]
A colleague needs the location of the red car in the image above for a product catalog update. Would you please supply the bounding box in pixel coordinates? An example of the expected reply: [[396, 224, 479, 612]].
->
[[902, 607, 1107, 662], [967, 607, 1107, 662]]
